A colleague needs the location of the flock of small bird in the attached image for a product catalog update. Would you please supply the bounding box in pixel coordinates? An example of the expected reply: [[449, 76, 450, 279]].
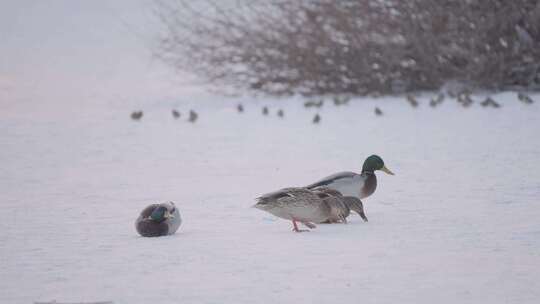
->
[[405, 91, 535, 110], [129, 92, 535, 123], [241, 95, 351, 124], [130, 109, 199, 122]]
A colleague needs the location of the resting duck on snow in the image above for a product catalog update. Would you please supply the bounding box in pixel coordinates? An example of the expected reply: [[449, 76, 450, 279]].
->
[[254, 187, 366, 232], [135, 202, 181, 237], [306, 155, 394, 200]]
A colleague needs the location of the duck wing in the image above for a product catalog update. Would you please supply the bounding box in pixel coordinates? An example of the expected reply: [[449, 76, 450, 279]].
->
[[306, 171, 366, 198], [306, 171, 357, 188], [257, 187, 315, 203]]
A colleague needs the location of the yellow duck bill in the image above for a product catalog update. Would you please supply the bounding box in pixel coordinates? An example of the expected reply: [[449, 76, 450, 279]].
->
[[381, 165, 395, 175]]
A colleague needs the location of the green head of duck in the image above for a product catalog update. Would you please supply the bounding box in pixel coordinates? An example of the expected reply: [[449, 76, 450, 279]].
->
[[150, 206, 172, 223], [362, 155, 395, 175]]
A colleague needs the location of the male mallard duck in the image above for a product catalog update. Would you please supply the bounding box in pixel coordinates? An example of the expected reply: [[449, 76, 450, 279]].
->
[[255, 187, 345, 232], [306, 155, 394, 200], [135, 202, 181, 237]]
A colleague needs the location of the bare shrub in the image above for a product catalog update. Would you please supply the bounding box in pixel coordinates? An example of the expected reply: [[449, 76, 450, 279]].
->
[[154, 0, 540, 96]]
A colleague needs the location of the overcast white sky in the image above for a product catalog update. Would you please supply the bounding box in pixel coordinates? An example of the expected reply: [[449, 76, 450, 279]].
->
[[0, 0, 209, 114]]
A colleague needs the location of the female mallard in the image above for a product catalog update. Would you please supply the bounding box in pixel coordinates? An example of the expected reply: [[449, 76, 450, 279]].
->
[[312, 187, 369, 223], [254, 187, 363, 232], [311, 187, 349, 223], [306, 155, 394, 200], [135, 202, 181, 237], [255, 187, 337, 232]]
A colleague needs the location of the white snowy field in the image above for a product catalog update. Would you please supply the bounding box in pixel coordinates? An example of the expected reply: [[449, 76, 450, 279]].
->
[[2, 1, 540, 303], [1, 93, 540, 304]]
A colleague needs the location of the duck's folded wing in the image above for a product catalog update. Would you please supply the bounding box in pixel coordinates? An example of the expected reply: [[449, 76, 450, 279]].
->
[[256, 188, 295, 203], [257, 187, 316, 204], [306, 172, 357, 189]]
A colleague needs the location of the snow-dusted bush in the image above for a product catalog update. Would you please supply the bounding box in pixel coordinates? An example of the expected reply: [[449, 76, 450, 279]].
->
[[154, 0, 540, 95]]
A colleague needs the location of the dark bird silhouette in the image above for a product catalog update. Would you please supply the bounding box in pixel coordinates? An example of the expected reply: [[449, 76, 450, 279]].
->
[[237, 103, 244, 112], [518, 92, 534, 104], [430, 92, 445, 107], [262, 106, 269, 115], [333, 96, 350, 106], [480, 97, 501, 108], [131, 111, 143, 121], [188, 110, 198, 122], [313, 113, 321, 124], [277, 109, 284, 118], [406, 94, 419, 108], [457, 92, 473, 107], [436, 92, 445, 103], [304, 100, 324, 108], [172, 109, 180, 119], [374, 107, 383, 116]]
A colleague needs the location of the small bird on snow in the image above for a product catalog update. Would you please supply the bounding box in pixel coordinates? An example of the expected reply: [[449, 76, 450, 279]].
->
[[518, 92, 534, 104], [374, 107, 383, 116], [333, 96, 350, 106], [312, 113, 321, 124], [430, 92, 445, 107], [131, 111, 143, 120], [457, 92, 473, 107], [406, 94, 419, 108], [172, 109, 180, 119], [480, 97, 500, 108], [189, 110, 198, 122], [304, 100, 324, 108]]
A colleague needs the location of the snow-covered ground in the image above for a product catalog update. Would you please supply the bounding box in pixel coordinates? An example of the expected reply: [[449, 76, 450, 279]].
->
[[2, 1, 540, 304], [2, 93, 540, 304]]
